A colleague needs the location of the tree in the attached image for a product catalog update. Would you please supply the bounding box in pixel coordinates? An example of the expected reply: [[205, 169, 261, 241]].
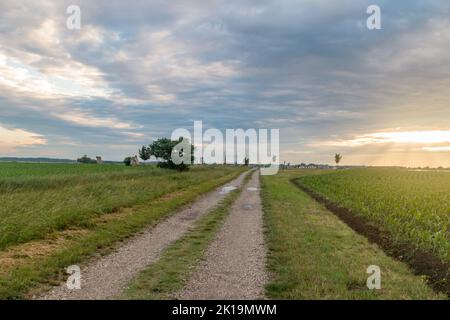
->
[[77, 155, 96, 164], [123, 156, 132, 166], [148, 137, 194, 171], [335, 153, 342, 166], [138, 145, 150, 161]]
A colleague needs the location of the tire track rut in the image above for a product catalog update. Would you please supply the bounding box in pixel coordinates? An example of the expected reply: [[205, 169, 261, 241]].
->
[[175, 170, 267, 299]]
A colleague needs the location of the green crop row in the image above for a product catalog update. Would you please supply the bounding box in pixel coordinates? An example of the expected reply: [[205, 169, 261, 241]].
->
[[298, 168, 450, 263]]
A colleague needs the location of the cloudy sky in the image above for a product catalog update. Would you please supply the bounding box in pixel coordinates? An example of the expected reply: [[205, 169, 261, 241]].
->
[[1, 0, 450, 166]]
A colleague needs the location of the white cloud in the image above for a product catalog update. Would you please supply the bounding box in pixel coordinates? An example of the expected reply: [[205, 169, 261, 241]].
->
[[0, 125, 46, 152], [0, 54, 114, 99], [0, 53, 6, 66], [52, 111, 138, 130]]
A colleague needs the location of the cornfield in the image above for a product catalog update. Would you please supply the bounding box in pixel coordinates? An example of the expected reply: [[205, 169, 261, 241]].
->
[[298, 168, 450, 263]]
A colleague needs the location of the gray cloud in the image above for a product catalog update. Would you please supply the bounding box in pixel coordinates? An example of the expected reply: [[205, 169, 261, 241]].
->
[[1, 0, 450, 164]]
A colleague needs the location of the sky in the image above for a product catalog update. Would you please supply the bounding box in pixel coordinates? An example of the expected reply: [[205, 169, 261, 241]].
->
[[1, 0, 450, 167]]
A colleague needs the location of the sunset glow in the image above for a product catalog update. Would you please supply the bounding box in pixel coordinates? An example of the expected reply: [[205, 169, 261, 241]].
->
[[323, 131, 450, 148]]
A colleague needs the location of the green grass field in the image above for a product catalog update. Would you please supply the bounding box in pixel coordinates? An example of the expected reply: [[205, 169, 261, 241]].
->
[[296, 168, 450, 264], [261, 170, 444, 299], [0, 163, 245, 298], [0, 163, 242, 250]]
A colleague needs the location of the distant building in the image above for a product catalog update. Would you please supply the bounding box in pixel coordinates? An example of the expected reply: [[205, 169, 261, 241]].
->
[[131, 155, 140, 166], [96, 156, 103, 164]]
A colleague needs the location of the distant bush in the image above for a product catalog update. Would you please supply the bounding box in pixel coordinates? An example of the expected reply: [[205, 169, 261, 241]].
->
[[123, 157, 132, 166], [77, 155, 96, 164], [157, 161, 190, 171]]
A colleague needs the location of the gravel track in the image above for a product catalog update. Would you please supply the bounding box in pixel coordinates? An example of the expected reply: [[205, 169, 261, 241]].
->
[[175, 170, 267, 300], [39, 171, 249, 300]]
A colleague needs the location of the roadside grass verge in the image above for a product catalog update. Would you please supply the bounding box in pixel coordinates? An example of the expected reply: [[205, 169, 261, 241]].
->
[[261, 170, 444, 299], [120, 171, 252, 299], [0, 168, 245, 299]]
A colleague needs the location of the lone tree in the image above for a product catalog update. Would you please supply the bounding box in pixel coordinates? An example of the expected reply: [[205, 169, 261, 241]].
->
[[138, 145, 150, 162], [335, 153, 342, 166], [148, 137, 194, 171]]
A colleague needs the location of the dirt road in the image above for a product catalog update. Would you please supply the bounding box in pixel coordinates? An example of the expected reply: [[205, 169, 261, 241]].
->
[[39, 171, 249, 300], [175, 170, 267, 299]]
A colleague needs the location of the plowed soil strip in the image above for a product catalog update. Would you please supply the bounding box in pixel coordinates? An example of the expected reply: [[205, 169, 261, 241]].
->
[[175, 170, 267, 299], [39, 171, 249, 300]]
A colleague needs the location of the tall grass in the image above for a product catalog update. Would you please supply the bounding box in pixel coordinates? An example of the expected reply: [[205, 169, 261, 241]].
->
[[0, 163, 239, 250], [0, 166, 245, 299]]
